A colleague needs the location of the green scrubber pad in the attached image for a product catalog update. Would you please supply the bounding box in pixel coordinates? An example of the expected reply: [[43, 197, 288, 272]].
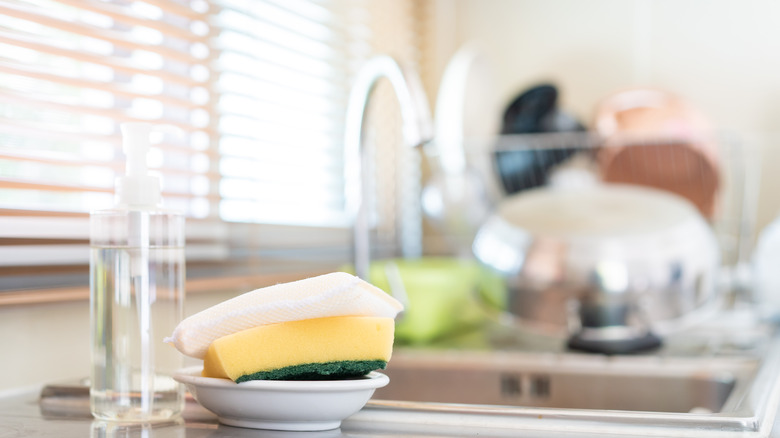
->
[[236, 360, 387, 382]]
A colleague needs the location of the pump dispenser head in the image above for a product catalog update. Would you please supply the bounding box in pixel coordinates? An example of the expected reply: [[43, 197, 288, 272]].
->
[[115, 122, 162, 207]]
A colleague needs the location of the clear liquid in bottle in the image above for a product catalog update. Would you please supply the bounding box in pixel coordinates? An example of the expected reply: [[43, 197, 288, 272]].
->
[[90, 212, 185, 422]]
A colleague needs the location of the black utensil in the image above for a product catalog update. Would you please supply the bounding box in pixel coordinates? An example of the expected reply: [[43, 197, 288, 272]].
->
[[495, 84, 584, 195]]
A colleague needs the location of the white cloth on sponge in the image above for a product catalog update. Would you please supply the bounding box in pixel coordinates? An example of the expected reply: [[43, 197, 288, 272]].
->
[[165, 272, 404, 359]]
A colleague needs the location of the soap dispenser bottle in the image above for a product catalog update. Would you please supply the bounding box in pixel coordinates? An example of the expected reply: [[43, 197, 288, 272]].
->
[[90, 123, 185, 421]]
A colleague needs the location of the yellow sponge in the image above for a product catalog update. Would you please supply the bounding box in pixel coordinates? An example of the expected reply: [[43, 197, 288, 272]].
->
[[203, 316, 395, 382], [166, 272, 402, 359]]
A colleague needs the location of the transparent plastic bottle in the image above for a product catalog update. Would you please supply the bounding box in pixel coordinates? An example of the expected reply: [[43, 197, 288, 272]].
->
[[90, 123, 185, 421]]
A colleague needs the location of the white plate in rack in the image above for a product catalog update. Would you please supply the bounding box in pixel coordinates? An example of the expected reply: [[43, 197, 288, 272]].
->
[[173, 367, 389, 431]]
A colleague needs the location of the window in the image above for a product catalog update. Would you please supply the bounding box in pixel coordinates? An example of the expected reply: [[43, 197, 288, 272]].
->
[[0, 0, 426, 301]]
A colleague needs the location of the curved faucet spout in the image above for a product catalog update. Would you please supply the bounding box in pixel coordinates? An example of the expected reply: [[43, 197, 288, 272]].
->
[[344, 55, 434, 280]]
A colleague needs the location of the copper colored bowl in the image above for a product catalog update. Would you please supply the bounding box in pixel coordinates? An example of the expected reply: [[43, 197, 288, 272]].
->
[[594, 89, 720, 219]]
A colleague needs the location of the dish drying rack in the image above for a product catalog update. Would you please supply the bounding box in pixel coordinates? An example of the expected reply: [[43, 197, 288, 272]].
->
[[422, 130, 761, 277]]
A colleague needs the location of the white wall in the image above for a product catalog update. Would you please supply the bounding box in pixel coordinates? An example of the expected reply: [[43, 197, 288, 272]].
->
[[429, 0, 780, 236], [0, 301, 91, 392]]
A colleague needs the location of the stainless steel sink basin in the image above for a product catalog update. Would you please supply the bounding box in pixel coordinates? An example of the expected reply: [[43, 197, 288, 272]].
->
[[374, 350, 744, 413], [358, 320, 780, 436]]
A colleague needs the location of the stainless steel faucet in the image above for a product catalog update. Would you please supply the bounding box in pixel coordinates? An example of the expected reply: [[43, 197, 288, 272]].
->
[[344, 55, 434, 280]]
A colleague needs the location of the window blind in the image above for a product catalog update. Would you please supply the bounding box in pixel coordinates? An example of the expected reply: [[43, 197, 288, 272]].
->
[[0, 0, 426, 297], [213, 0, 352, 226]]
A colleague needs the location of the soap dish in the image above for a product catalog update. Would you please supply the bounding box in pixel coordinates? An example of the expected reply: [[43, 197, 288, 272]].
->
[[173, 367, 388, 431]]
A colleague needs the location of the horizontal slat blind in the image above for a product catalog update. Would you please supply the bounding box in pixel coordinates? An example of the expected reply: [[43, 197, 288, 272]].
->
[[212, 0, 353, 226], [0, 0, 212, 220], [0, 0, 424, 295]]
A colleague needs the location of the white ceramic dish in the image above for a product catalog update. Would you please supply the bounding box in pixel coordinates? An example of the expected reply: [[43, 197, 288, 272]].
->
[[173, 367, 389, 431]]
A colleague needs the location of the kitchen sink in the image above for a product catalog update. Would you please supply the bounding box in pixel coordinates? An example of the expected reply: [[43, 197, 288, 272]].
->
[[357, 318, 780, 436], [374, 350, 743, 413]]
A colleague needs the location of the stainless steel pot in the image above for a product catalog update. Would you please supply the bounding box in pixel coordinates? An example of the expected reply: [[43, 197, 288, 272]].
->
[[472, 184, 721, 353]]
